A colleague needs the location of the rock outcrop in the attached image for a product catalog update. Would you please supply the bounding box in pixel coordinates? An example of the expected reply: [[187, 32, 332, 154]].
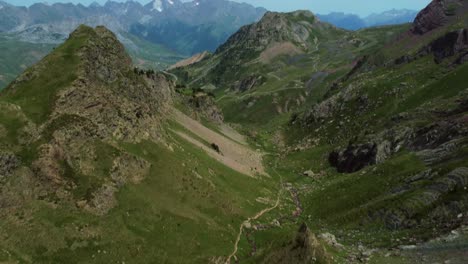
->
[[378, 167, 468, 230], [329, 141, 392, 173], [0, 152, 20, 182], [262, 223, 332, 264], [419, 28, 468, 63], [187, 92, 224, 124], [411, 0, 464, 35], [232, 75, 264, 92], [168, 51, 210, 70]]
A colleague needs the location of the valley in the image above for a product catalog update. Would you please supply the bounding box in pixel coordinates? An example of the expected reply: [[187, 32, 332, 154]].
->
[[0, 0, 467, 263]]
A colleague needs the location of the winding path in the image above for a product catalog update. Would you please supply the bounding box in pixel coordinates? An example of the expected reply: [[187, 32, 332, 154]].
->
[[225, 166, 284, 264]]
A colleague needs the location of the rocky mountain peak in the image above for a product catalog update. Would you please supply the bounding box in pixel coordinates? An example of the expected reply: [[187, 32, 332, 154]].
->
[[216, 10, 319, 54], [70, 25, 133, 82], [145, 0, 180, 12]]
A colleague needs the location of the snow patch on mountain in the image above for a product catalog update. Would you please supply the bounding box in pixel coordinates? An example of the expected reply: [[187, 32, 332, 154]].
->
[[151, 0, 163, 12]]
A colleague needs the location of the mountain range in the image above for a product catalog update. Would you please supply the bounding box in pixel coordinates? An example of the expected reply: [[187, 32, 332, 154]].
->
[[317, 9, 419, 30], [0, 0, 266, 55], [1, 0, 468, 262]]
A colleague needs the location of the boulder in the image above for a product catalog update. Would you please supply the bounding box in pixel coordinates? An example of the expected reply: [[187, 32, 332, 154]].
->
[[232, 75, 264, 92], [0, 152, 20, 181], [329, 143, 378, 173]]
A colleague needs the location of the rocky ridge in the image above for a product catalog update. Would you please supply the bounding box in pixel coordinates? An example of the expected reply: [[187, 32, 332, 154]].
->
[[0, 25, 174, 215], [411, 0, 466, 35]]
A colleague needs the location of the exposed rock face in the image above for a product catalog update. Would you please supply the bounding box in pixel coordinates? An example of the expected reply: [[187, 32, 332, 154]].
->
[[303, 84, 358, 122], [411, 0, 463, 35], [420, 28, 468, 63], [168, 51, 210, 70], [0, 152, 20, 181], [379, 167, 468, 230], [329, 143, 380, 173], [187, 92, 224, 124], [232, 75, 264, 92], [262, 223, 332, 264]]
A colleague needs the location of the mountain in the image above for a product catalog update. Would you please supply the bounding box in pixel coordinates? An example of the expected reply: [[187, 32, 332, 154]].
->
[[364, 9, 418, 27], [318, 9, 419, 30], [170, 10, 404, 127], [316, 12, 366, 30]]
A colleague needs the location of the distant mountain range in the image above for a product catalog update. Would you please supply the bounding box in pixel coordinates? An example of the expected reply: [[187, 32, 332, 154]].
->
[[0, 0, 266, 55], [318, 9, 419, 30]]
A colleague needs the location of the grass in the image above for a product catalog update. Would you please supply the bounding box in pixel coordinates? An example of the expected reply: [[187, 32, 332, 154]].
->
[[0, 130, 278, 263], [0, 27, 91, 124]]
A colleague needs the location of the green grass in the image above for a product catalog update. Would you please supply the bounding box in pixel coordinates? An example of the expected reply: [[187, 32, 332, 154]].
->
[[0, 27, 91, 124], [0, 130, 278, 263]]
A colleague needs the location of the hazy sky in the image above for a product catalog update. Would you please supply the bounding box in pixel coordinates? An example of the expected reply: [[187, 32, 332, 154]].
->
[[6, 0, 431, 16]]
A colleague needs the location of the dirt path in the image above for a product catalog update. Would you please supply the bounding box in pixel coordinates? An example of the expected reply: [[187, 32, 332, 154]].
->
[[226, 183, 283, 264], [162, 71, 178, 82], [225, 165, 286, 264], [171, 108, 266, 177], [216, 86, 305, 102]]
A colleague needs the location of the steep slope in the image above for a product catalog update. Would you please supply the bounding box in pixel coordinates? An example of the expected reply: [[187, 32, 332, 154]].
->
[[0, 25, 280, 263]]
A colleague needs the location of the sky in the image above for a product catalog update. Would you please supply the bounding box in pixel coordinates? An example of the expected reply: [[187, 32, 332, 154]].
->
[[6, 0, 432, 17]]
